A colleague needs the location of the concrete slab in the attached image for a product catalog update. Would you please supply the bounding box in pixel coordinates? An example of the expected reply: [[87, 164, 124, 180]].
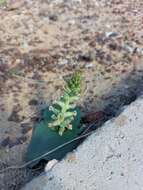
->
[[22, 97, 143, 190]]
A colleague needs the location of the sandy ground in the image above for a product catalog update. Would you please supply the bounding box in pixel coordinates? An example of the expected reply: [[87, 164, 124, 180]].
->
[[0, 0, 143, 189]]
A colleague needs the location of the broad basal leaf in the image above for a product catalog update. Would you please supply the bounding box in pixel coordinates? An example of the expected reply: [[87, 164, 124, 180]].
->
[[26, 107, 82, 166]]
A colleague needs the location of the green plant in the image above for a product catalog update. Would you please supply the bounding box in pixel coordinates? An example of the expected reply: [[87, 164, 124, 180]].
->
[[26, 71, 83, 164], [48, 72, 82, 135]]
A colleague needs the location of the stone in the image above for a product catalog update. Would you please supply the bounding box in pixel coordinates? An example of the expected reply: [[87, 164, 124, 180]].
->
[[8, 104, 22, 122], [49, 14, 58, 22], [82, 111, 104, 123], [0, 135, 23, 148], [21, 123, 32, 134], [28, 99, 38, 106], [105, 32, 120, 38], [8, 110, 20, 122], [7, 0, 25, 11], [45, 159, 58, 172]]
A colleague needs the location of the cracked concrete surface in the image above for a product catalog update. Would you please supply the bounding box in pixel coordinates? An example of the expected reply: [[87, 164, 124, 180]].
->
[[22, 96, 143, 190]]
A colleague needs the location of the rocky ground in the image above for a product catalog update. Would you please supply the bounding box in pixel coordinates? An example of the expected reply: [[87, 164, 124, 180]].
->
[[0, 0, 143, 189]]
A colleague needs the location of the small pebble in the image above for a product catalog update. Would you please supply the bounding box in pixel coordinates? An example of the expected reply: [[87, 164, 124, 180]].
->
[[45, 159, 58, 172], [105, 32, 119, 38]]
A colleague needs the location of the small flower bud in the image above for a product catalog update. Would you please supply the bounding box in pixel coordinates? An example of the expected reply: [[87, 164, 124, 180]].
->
[[73, 111, 77, 116], [51, 114, 56, 119], [48, 123, 53, 128], [49, 106, 53, 111], [68, 124, 72, 130], [53, 100, 57, 104]]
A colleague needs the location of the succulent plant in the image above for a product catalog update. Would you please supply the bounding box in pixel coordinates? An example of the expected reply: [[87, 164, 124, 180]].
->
[[48, 72, 81, 135]]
